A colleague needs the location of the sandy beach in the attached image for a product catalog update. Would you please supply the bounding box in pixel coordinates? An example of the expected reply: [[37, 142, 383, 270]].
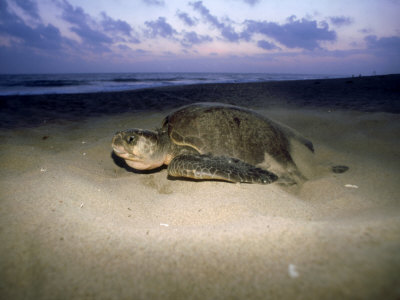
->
[[1, 75, 399, 299]]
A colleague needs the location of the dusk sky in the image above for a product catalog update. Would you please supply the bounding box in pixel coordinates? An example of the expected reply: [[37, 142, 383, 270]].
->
[[1, 0, 399, 74]]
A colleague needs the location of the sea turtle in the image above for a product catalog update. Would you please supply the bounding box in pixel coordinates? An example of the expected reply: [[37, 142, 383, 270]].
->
[[112, 102, 347, 184]]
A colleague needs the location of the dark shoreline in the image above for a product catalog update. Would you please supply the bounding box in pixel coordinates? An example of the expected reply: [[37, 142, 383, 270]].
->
[[1, 74, 399, 128]]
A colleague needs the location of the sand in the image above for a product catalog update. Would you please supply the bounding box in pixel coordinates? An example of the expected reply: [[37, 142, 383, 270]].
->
[[1, 76, 400, 299]]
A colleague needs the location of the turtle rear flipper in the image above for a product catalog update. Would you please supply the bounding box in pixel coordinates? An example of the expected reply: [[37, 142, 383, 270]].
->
[[168, 154, 278, 184]]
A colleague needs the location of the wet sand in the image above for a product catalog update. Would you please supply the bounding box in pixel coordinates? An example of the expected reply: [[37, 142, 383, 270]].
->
[[1, 74, 399, 128], [0, 75, 399, 299]]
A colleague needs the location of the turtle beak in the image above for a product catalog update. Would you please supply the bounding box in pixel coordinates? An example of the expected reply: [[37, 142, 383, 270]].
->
[[112, 132, 122, 146], [112, 146, 126, 155], [111, 131, 127, 153]]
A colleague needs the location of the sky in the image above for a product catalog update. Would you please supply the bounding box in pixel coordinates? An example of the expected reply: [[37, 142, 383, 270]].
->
[[0, 0, 399, 74]]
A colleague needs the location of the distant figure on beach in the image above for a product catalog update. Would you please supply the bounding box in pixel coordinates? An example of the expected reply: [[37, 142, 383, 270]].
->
[[112, 102, 348, 184]]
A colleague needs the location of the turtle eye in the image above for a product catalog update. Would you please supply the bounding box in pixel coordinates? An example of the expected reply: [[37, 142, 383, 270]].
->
[[127, 136, 135, 143]]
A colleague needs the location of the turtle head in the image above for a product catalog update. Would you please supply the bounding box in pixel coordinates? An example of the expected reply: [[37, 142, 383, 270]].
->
[[112, 129, 168, 170]]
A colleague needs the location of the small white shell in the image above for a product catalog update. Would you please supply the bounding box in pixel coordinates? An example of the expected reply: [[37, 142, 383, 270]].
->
[[288, 264, 299, 278], [345, 184, 359, 189]]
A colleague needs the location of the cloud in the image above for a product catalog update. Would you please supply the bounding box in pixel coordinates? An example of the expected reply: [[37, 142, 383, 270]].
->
[[59, 1, 141, 48], [14, 0, 41, 20], [0, 0, 65, 50], [329, 16, 353, 26], [177, 11, 197, 27], [190, 1, 219, 27], [144, 17, 177, 38], [0, 0, 80, 73], [142, 0, 165, 6], [243, 0, 261, 5], [59, 1, 89, 28], [220, 25, 241, 42], [0, 0, 144, 73], [190, 1, 240, 42], [100, 12, 140, 43], [359, 28, 373, 34], [60, 0, 113, 49], [100, 12, 131, 36], [365, 35, 400, 54], [244, 16, 337, 50], [257, 40, 280, 50], [181, 31, 212, 47], [0, 0, 6, 11]]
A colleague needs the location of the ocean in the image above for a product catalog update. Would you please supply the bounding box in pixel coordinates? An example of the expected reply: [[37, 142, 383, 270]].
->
[[0, 72, 345, 96]]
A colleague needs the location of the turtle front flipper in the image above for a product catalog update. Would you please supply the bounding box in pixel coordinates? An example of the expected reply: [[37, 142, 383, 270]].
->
[[168, 154, 278, 184]]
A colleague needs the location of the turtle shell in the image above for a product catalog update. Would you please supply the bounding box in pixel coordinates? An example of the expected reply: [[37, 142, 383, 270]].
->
[[162, 102, 293, 166]]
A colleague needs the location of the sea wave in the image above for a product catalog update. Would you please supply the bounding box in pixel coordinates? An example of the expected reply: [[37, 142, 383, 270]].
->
[[0, 73, 346, 96], [6, 79, 88, 87]]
